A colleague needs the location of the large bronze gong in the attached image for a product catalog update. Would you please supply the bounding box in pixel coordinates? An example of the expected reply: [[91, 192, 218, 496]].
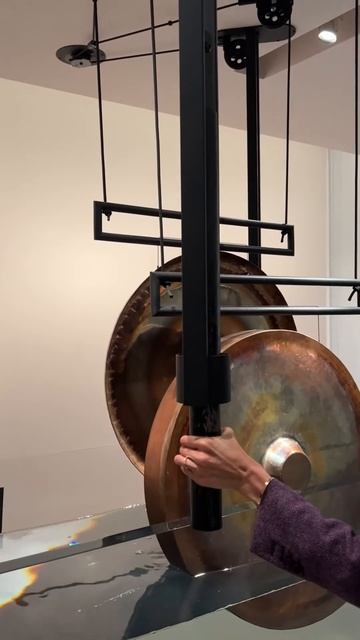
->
[[144, 330, 360, 629], [105, 253, 296, 472]]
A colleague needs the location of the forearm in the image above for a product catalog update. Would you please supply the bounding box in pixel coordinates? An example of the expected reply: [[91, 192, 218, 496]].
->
[[251, 479, 360, 607]]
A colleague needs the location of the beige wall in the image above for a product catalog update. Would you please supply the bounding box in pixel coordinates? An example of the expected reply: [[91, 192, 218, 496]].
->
[[329, 151, 360, 386], [0, 77, 329, 531]]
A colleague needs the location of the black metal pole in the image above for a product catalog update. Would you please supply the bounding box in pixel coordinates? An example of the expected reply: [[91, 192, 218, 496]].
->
[[246, 29, 262, 268], [0, 488, 3, 534], [178, 0, 230, 532], [159, 306, 360, 317]]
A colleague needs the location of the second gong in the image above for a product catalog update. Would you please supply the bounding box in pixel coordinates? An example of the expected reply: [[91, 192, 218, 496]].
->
[[145, 329, 360, 629]]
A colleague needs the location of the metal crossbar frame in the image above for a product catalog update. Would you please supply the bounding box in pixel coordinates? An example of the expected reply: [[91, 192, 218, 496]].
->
[[150, 271, 360, 317], [94, 201, 295, 256]]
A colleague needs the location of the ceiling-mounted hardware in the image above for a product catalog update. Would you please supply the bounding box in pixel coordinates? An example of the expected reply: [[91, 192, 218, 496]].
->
[[256, 0, 294, 29], [222, 36, 248, 71], [218, 24, 295, 72], [56, 43, 106, 67]]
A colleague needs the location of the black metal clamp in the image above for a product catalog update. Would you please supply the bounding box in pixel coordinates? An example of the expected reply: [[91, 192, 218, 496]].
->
[[348, 286, 360, 306]]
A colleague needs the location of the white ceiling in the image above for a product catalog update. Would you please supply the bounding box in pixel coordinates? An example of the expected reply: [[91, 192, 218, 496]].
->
[[0, 0, 359, 151]]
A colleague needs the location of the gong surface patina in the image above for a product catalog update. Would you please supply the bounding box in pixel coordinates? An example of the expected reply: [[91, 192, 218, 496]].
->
[[105, 253, 296, 472], [144, 330, 360, 629]]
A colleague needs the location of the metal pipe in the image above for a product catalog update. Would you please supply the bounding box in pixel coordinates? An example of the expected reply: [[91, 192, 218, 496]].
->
[[159, 306, 360, 317], [246, 28, 262, 267], [153, 273, 360, 287], [95, 230, 294, 256], [178, 0, 226, 531]]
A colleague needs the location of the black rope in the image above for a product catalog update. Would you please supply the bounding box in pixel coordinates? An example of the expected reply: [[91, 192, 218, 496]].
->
[[93, 0, 108, 206], [92, 9, 96, 42], [356, 0, 359, 280], [99, 20, 179, 45], [98, 3, 238, 47], [218, 1, 239, 10], [282, 18, 292, 242], [150, 0, 165, 267], [102, 49, 179, 64], [349, 0, 360, 305]]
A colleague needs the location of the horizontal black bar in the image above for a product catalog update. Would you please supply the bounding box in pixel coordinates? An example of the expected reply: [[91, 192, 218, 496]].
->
[[95, 201, 181, 220], [221, 218, 291, 231], [95, 231, 181, 248], [153, 273, 360, 288], [155, 306, 360, 317], [223, 243, 293, 255], [94, 202, 294, 256], [94, 200, 294, 231], [218, 276, 360, 287], [95, 232, 293, 255]]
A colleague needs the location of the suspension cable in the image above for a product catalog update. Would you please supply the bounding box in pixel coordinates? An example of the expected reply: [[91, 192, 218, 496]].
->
[[282, 18, 292, 241], [93, 0, 108, 205], [98, 2, 238, 46], [150, 0, 165, 267], [349, 0, 359, 303], [103, 49, 178, 64], [99, 20, 178, 45], [354, 0, 359, 281]]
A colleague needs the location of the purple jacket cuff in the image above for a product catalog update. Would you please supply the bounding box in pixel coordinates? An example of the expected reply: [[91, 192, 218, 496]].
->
[[251, 479, 360, 607]]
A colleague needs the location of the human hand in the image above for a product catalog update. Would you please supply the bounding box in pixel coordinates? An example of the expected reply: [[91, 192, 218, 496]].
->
[[174, 427, 271, 505]]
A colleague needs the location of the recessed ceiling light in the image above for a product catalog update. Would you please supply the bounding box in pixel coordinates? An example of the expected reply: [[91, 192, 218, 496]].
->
[[318, 28, 337, 45]]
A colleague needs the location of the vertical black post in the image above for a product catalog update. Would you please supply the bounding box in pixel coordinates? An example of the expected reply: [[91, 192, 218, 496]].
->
[[246, 29, 262, 268], [178, 0, 225, 532], [0, 488, 4, 534]]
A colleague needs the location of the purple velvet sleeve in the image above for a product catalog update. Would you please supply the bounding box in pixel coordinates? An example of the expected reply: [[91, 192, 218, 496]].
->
[[251, 479, 360, 607]]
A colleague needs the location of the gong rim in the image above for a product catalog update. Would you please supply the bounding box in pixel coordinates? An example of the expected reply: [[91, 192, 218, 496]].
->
[[144, 329, 360, 629], [105, 253, 296, 473], [230, 582, 343, 630]]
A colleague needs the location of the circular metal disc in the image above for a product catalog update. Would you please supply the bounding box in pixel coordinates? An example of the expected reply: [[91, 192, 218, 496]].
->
[[105, 254, 296, 472], [144, 330, 360, 629], [56, 44, 106, 67]]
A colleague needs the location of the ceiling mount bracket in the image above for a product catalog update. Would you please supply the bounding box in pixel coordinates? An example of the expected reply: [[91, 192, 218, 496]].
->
[[56, 43, 106, 68], [257, 0, 294, 29], [218, 24, 295, 72]]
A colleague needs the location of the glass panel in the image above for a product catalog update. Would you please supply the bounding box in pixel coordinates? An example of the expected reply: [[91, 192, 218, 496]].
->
[[1, 478, 359, 572], [0, 527, 300, 639], [0, 479, 360, 638]]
